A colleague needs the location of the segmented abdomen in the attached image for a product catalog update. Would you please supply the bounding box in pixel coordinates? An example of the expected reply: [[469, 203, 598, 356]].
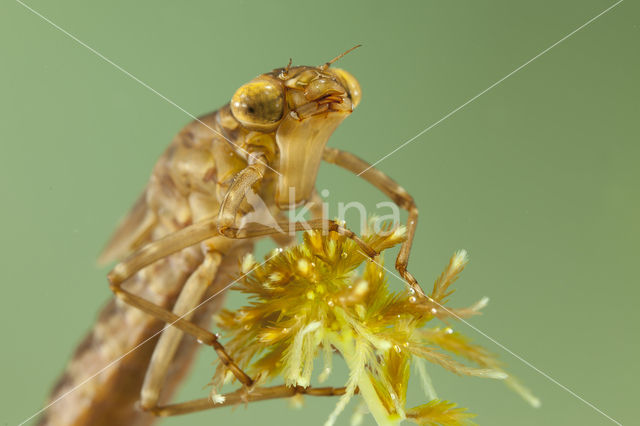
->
[[39, 111, 252, 425]]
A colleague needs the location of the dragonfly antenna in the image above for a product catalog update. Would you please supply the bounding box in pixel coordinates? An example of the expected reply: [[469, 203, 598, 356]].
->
[[322, 44, 362, 69]]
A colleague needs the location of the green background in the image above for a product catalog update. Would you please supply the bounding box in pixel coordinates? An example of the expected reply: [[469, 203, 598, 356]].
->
[[1, 1, 638, 425]]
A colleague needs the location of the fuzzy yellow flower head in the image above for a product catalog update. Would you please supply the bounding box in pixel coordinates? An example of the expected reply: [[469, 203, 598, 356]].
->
[[213, 225, 537, 425]]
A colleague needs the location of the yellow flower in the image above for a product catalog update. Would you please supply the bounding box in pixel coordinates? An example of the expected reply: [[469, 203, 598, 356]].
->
[[213, 225, 537, 425]]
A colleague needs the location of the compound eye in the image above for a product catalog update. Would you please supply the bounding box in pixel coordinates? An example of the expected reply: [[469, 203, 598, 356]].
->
[[327, 68, 361, 109], [231, 79, 285, 131]]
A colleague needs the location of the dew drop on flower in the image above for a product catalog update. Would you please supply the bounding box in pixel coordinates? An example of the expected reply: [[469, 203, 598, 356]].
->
[[409, 296, 417, 303], [445, 327, 453, 334], [341, 252, 348, 258], [327, 300, 334, 307], [394, 344, 402, 353], [430, 308, 437, 314], [196, 339, 204, 345], [297, 259, 310, 274]]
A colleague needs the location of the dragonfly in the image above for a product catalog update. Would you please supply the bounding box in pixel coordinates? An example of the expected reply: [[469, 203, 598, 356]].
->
[[40, 46, 422, 425]]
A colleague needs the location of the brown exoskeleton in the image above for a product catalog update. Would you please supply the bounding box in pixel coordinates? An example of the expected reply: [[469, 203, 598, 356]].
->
[[41, 47, 421, 425]]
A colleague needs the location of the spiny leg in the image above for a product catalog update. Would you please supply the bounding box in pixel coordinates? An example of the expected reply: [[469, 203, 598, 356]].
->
[[109, 283, 253, 387], [323, 147, 424, 297], [107, 217, 220, 285], [152, 385, 353, 417], [217, 156, 268, 232], [140, 251, 223, 410], [222, 218, 377, 259], [269, 213, 297, 248], [107, 231, 253, 388]]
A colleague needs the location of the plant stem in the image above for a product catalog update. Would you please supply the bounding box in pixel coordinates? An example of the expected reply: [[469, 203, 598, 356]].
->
[[356, 372, 401, 426]]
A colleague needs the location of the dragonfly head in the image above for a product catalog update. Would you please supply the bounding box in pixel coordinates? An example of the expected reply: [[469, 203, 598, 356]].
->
[[230, 55, 361, 209]]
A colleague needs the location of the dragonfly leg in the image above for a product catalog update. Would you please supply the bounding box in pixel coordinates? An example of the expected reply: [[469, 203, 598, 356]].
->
[[323, 147, 424, 297], [108, 244, 255, 393], [221, 218, 378, 260], [150, 384, 352, 416], [107, 217, 221, 286], [217, 158, 268, 232], [268, 211, 297, 248], [109, 278, 254, 391], [139, 251, 223, 410]]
